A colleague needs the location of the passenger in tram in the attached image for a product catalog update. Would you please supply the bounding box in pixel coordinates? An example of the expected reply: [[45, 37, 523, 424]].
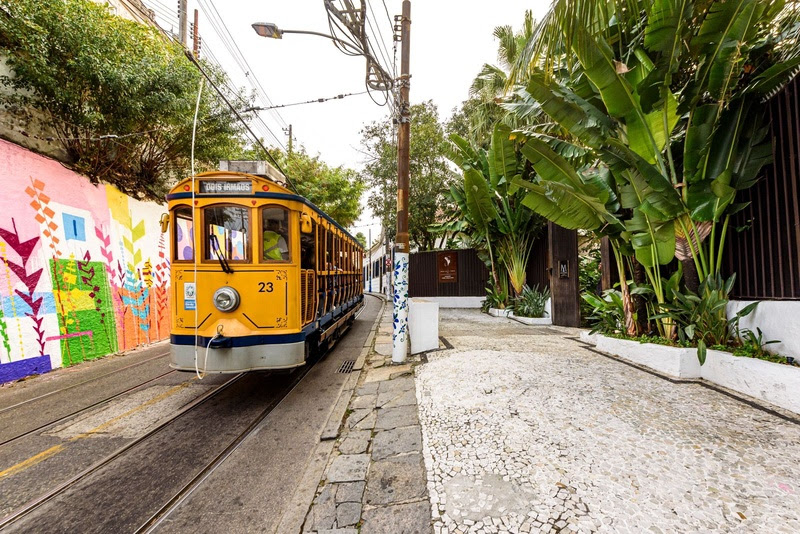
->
[[263, 219, 289, 261]]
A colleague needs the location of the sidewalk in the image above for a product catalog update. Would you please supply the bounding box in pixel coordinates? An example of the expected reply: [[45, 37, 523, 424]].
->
[[301, 305, 800, 534], [302, 296, 430, 533]]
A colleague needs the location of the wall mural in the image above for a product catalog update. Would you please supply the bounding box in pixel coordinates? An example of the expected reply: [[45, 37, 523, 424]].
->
[[0, 139, 170, 384]]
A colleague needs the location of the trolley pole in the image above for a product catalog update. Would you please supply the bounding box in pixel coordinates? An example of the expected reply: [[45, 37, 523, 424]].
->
[[392, 0, 411, 364]]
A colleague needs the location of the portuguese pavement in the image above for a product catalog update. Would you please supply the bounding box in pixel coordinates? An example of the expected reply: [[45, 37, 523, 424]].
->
[[302, 304, 800, 533]]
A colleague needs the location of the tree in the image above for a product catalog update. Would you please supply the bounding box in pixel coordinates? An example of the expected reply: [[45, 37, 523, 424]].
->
[[360, 100, 456, 251], [0, 0, 247, 200], [506, 0, 800, 337], [355, 232, 367, 247], [447, 12, 535, 148], [235, 144, 366, 228]]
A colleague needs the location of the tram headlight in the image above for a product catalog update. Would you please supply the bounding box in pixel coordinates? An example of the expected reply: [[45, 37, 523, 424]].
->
[[212, 286, 240, 312]]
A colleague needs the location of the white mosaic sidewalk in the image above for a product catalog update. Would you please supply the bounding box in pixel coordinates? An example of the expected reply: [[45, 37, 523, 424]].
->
[[417, 309, 800, 534]]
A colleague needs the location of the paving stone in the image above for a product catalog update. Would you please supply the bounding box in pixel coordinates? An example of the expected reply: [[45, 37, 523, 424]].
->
[[419, 308, 800, 534], [378, 388, 418, 408], [364, 364, 413, 383], [336, 502, 362, 527], [338, 430, 371, 455], [378, 375, 415, 393], [318, 529, 359, 534], [374, 343, 393, 356], [360, 500, 431, 534], [365, 453, 427, 505], [353, 411, 377, 431], [356, 382, 379, 396], [372, 425, 422, 460], [306, 485, 336, 531], [375, 404, 418, 430], [327, 454, 370, 483], [351, 394, 377, 410], [345, 408, 372, 429], [335, 481, 366, 504]]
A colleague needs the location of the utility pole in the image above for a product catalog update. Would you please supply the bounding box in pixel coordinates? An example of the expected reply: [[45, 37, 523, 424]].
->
[[368, 227, 372, 292], [178, 0, 187, 47], [192, 9, 200, 58], [392, 0, 411, 364], [284, 124, 293, 156]]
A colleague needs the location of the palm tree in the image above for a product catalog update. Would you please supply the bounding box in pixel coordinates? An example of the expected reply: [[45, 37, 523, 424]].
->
[[462, 11, 536, 147]]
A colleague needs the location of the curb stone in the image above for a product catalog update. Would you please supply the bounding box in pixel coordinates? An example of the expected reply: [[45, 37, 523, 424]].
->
[[302, 294, 432, 533]]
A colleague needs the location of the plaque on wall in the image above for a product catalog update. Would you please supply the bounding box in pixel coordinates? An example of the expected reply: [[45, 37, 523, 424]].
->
[[437, 252, 458, 283], [558, 259, 569, 279]]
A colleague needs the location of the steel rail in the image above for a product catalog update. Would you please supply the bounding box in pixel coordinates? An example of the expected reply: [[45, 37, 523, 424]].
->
[[135, 366, 311, 533], [0, 373, 245, 531], [136, 298, 372, 532], [0, 369, 178, 448], [0, 350, 171, 414]]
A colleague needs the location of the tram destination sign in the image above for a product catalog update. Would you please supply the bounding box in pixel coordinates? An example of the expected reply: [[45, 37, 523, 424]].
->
[[198, 180, 252, 194]]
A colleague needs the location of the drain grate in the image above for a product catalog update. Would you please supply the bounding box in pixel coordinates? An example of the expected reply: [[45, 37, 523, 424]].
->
[[337, 360, 355, 374]]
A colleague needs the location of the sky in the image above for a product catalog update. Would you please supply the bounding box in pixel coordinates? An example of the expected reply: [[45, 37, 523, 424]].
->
[[142, 0, 552, 240]]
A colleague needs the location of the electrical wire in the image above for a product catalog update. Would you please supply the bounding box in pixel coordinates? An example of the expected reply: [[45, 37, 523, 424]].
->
[[190, 76, 204, 380], [247, 90, 370, 112], [184, 51, 298, 193]]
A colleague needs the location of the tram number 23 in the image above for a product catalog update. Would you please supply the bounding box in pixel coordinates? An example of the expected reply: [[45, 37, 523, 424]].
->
[[258, 282, 274, 293]]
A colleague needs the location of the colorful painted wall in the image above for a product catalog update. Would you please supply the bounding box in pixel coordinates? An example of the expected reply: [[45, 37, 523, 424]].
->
[[0, 139, 170, 383]]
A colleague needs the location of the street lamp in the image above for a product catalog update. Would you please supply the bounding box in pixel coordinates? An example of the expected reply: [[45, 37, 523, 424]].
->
[[251, 22, 393, 91], [251, 22, 363, 54]]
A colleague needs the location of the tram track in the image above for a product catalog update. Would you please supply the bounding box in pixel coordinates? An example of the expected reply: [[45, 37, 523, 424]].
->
[[0, 368, 178, 448], [0, 372, 246, 532], [0, 350, 171, 415], [135, 365, 312, 534], [0, 295, 379, 533]]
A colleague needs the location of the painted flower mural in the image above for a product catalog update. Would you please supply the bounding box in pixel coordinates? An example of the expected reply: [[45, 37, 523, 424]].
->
[[0, 139, 171, 383]]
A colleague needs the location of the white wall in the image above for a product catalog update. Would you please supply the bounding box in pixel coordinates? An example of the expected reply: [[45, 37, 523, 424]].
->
[[728, 300, 800, 359]]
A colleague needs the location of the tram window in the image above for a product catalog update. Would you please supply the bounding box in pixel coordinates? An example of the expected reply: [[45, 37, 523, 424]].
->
[[326, 230, 334, 269], [301, 220, 315, 269], [318, 226, 326, 270], [204, 206, 249, 261], [173, 207, 194, 261], [262, 207, 290, 261]]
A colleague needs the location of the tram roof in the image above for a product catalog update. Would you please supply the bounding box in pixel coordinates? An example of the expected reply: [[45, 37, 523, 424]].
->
[[166, 171, 363, 248]]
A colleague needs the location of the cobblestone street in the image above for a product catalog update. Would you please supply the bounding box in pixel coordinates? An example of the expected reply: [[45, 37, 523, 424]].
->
[[418, 310, 800, 534]]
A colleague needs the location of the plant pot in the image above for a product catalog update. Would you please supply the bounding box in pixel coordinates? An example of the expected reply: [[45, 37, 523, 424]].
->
[[487, 308, 511, 317], [508, 312, 552, 325]]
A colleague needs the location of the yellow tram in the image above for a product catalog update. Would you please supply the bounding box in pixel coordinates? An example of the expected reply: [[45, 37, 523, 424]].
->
[[162, 170, 364, 373]]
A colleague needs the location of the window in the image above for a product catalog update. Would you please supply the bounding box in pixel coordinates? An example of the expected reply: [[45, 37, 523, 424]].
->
[[204, 205, 250, 262], [318, 226, 326, 271], [326, 229, 334, 269], [301, 220, 316, 270], [174, 206, 194, 261], [262, 207, 290, 261]]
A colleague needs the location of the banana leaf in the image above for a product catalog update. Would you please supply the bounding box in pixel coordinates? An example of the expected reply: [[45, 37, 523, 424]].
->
[[464, 168, 498, 229]]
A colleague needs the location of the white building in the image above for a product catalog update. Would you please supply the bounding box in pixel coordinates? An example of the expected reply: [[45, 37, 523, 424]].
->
[[364, 238, 392, 296]]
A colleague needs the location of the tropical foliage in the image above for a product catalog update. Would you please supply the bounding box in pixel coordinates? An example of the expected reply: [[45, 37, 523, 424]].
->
[[361, 101, 455, 251], [442, 123, 546, 299], [503, 0, 799, 343], [0, 0, 248, 200]]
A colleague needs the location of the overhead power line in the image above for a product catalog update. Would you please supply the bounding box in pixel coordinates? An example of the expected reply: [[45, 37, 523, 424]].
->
[[245, 91, 370, 112], [183, 51, 298, 194]]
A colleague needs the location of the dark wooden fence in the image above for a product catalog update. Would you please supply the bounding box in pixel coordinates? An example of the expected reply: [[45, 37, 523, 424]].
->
[[725, 77, 800, 300], [408, 236, 550, 298]]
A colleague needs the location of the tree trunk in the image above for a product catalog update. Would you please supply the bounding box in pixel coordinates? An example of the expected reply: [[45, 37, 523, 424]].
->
[[632, 258, 647, 336], [681, 257, 700, 293]]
